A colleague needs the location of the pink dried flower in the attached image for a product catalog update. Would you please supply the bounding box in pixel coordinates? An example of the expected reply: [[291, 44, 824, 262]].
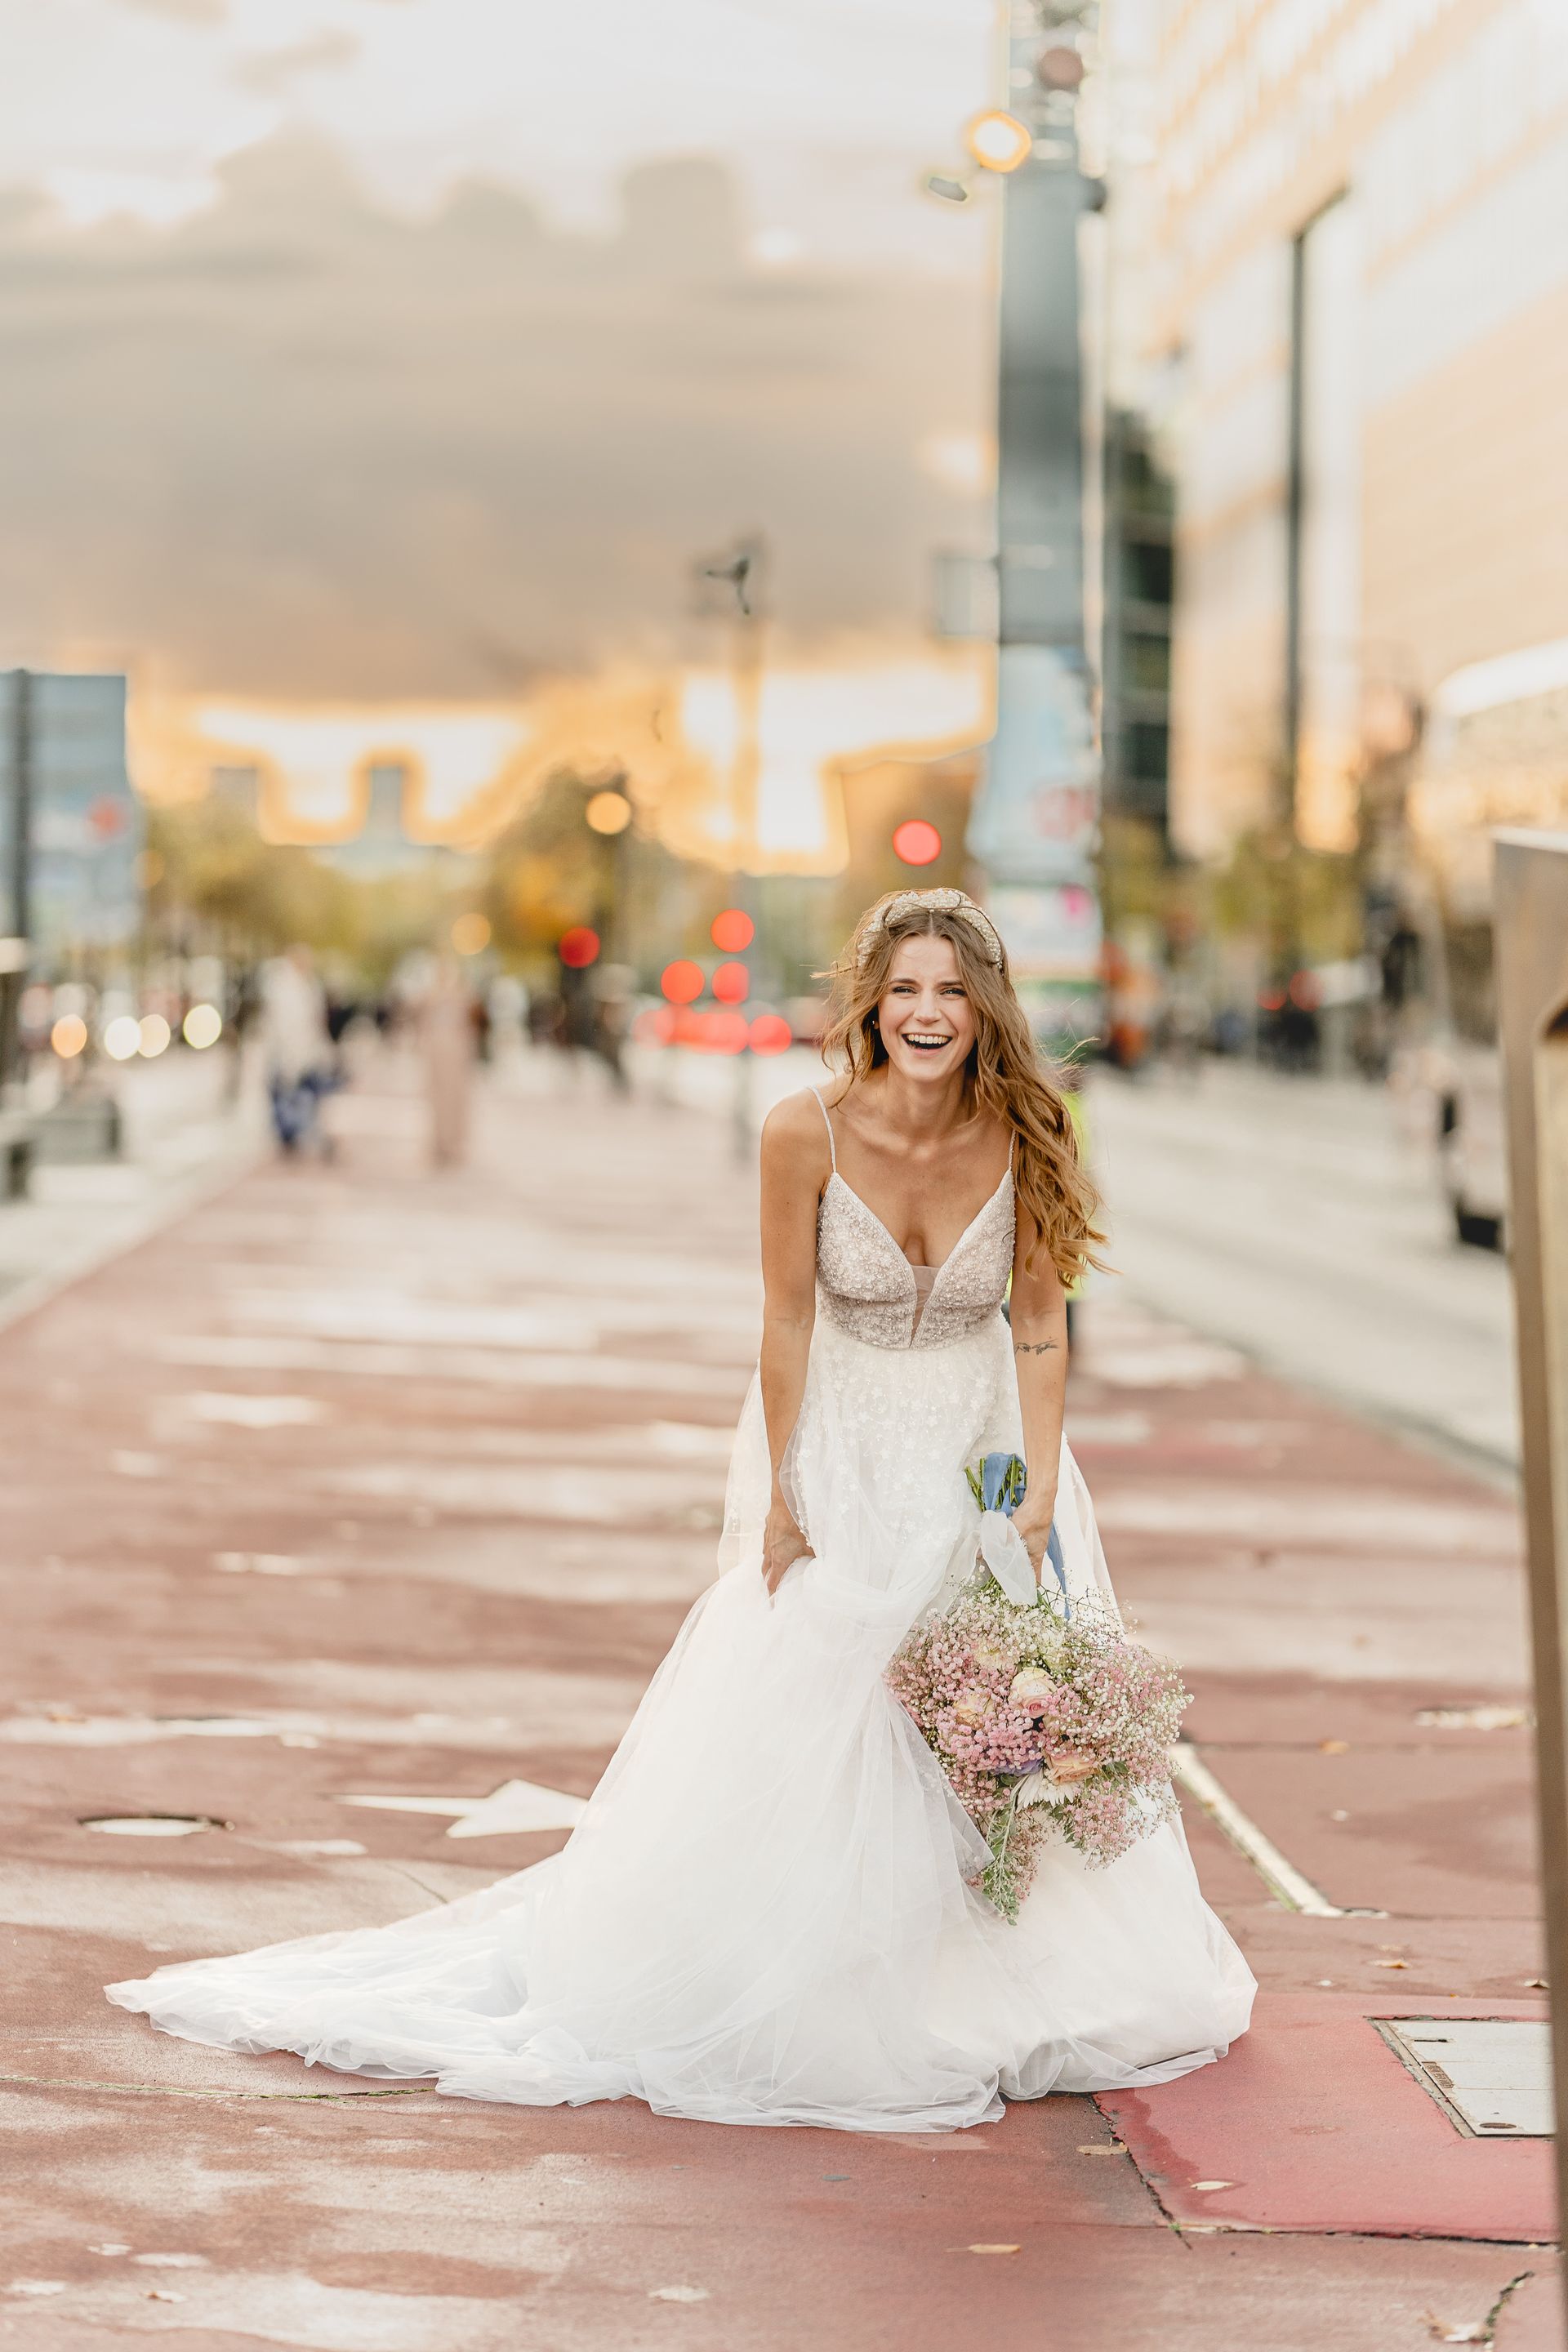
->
[[886, 1572, 1189, 1920]]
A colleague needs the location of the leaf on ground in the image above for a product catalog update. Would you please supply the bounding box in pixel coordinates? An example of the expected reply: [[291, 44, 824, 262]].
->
[[648, 2287, 710, 2303], [1374, 1958, 1410, 1969], [1524, 1978, 1548, 1990], [1076, 2144, 1125, 2155], [1319, 1739, 1349, 1753], [1421, 2314, 1485, 2344], [1190, 2181, 1233, 2193], [967, 2243, 1022, 2256], [145, 2291, 186, 2304]]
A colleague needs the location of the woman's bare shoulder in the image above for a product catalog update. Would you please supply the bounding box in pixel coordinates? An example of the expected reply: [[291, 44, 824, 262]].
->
[[760, 1086, 835, 1169]]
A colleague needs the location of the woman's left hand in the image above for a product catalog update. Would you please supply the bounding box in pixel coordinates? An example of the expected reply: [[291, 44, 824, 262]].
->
[[1010, 1499, 1058, 1586]]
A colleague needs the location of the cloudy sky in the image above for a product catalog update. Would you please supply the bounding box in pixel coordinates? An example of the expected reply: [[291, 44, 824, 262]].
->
[[0, 0, 1000, 702]]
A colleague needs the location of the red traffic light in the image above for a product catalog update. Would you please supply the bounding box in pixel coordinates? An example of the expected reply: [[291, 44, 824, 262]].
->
[[711, 907, 755, 952], [660, 959, 704, 1004], [892, 819, 942, 867], [706, 1009, 749, 1056], [712, 960, 750, 1004], [559, 926, 600, 969], [748, 1012, 793, 1056]]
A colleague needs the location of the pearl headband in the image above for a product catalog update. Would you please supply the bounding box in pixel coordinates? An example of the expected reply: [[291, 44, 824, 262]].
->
[[855, 888, 1004, 971]]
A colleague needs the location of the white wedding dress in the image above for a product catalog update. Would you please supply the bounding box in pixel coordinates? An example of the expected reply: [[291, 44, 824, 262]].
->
[[109, 1099, 1254, 2132]]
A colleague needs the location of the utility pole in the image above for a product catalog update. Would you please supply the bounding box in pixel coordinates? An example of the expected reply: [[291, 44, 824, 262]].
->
[[0, 669, 33, 1096], [966, 3, 1104, 1064]]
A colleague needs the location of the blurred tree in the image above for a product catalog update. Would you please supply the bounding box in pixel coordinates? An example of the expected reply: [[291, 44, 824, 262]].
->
[[143, 799, 354, 958], [141, 798, 467, 987], [484, 768, 713, 987]]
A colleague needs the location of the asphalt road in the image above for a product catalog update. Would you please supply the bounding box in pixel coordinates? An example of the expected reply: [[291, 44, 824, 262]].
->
[[1089, 1060, 1518, 1477]]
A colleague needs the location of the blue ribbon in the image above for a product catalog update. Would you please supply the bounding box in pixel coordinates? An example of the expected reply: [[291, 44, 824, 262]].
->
[[971, 1450, 1070, 1615]]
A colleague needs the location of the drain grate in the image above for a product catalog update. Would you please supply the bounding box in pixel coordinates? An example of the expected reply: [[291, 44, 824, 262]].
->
[[1377, 2019, 1552, 2137]]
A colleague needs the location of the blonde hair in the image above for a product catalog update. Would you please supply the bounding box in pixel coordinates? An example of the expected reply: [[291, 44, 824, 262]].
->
[[821, 892, 1104, 1285]]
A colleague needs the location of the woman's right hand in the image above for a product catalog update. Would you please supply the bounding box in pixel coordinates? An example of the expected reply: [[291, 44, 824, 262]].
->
[[762, 1495, 813, 1597]]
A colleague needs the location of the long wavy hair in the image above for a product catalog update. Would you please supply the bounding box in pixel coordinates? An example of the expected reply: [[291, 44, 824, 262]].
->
[[820, 893, 1104, 1285]]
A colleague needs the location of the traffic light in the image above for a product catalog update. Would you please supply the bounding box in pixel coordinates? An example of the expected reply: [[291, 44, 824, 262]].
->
[[892, 819, 942, 867]]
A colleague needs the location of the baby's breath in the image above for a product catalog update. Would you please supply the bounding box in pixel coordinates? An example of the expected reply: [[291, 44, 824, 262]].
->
[[885, 1570, 1189, 1920]]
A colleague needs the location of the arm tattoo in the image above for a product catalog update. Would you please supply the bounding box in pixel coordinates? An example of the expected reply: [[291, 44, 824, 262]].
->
[[1013, 1338, 1059, 1356]]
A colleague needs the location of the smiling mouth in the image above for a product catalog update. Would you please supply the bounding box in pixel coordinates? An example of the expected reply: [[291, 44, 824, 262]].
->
[[903, 1032, 953, 1053]]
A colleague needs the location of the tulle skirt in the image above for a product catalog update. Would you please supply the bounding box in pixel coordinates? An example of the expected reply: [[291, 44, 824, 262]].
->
[[108, 1312, 1255, 2131]]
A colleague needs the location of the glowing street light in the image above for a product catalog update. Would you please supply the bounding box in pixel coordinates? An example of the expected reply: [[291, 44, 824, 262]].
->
[[138, 1013, 172, 1058], [102, 1016, 140, 1062], [183, 1003, 223, 1049], [964, 110, 1032, 174], [586, 790, 632, 835], [51, 1013, 87, 1059]]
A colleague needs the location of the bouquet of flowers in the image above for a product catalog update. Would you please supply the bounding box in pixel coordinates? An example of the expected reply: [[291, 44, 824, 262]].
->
[[886, 1454, 1189, 1922]]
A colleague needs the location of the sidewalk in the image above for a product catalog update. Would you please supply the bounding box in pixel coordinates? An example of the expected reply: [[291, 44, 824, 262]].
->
[[0, 1047, 262, 1334], [0, 1058, 1554, 2351]]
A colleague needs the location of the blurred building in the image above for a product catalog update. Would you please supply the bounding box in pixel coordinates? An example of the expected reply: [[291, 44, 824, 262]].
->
[[1141, 0, 1568, 898], [320, 760, 454, 880], [0, 670, 142, 964], [1100, 412, 1175, 838]]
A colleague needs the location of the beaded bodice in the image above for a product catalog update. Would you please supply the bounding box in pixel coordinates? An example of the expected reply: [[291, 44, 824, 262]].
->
[[811, 1093, 1015, 1353]]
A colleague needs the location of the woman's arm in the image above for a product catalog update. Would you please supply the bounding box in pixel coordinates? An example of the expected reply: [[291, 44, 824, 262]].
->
[[1007, 1211, 1070, 1583], [756, 1094, 829, 1593]]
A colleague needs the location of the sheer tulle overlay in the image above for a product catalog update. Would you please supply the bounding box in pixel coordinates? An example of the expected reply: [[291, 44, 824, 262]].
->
[[109, 1305, 1254, 2131]]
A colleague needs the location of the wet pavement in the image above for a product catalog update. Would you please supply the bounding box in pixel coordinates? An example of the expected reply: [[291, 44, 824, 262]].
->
[[0, 1055, 1556, 2350]]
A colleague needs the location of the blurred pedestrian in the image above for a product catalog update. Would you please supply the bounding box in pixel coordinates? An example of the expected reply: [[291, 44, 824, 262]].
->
[[221, 961, 261, 1107], [593, 963, 634, 1095], [421, 954, 474, 1168], [259, 945, 333, 1156]]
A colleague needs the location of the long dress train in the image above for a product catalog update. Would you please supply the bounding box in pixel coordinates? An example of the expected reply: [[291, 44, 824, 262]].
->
[[108, 1107, 1254, 2132]]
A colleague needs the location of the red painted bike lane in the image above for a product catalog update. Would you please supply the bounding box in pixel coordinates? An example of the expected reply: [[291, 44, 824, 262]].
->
[[0, 1062, 1555, 2350]]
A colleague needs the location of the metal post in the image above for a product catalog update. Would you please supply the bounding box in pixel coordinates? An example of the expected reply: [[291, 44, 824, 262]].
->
[[7, 668, 29, 943], [1493, 826, 1568, 2272], [0, 669, 33, 1096]]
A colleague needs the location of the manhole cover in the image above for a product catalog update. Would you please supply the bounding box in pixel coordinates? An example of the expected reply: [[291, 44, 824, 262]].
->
[[1377, 2019, 1552, 2137], [80, 1814, 228, 1838]]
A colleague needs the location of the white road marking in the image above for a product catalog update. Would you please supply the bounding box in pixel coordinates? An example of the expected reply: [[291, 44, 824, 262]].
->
[[1170, 1743, 1379, 1918]]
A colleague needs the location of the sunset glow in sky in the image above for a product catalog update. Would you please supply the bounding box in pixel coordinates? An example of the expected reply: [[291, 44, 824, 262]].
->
[[2, 0, 1001, 869]]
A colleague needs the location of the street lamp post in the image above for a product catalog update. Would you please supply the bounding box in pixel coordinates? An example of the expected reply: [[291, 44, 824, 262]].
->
[[964, 3, 1105, 1066], [693, 536, 767, 1159]]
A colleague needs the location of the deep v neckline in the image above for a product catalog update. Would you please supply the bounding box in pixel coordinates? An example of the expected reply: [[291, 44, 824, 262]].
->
[[826, 1166, 1012, 1285]]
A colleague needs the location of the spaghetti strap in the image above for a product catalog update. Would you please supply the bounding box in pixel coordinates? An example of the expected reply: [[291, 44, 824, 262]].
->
[[809, 1087, 837, 1172]]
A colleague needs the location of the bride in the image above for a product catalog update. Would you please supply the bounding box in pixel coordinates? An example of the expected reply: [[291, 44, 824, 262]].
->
[[109, 888, 1254, 2132]]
